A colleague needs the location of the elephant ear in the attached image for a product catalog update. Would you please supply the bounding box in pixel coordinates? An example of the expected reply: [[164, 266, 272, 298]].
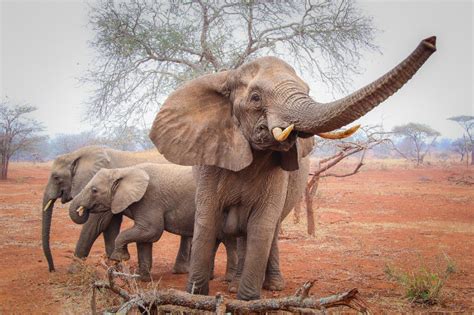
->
[[70, 147, 111, 197], [149, 71, 253, 172], [111, 168, 149, 214]]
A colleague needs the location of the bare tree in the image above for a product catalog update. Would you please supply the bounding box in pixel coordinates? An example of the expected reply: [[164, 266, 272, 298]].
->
[[102, 126, 154, 151], [448, 115, 474, 165], [302, 125, 389, 235], [0, 100, 44, 179], [49, 131, 103, 157], [391, 122, 440, 165], [84, 0, 376, 128]]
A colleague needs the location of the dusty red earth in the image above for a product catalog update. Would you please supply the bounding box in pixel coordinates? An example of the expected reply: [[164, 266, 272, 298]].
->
[[0, 161, 473, 313]]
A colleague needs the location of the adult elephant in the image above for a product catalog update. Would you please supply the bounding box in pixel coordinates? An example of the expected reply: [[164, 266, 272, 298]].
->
[[40, 146, 192, 273], [149, 37, 436, 300]]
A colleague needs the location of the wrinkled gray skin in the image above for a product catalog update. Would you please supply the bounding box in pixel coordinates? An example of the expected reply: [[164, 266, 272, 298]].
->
[[69, 163, 238, 281], [150, 37, 436, 300], [40, 145, 192, 273], [226, 156, 310, 293]]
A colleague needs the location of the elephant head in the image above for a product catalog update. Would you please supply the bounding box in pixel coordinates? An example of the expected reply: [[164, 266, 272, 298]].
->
[[68, 167, 149, 224], [42, 146, 111, 272], [150, 37, 436, 171]]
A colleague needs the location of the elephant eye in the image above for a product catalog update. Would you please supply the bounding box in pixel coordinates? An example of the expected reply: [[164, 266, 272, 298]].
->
[[250, 93, 261, 102], [91, 186, 98, 193], [53, 175, 60, 181]]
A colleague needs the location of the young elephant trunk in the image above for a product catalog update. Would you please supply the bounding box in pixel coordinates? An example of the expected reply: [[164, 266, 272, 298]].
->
[[277, 36, 437, 135], [68, 195, 90, 225], [42, 191, 56, 272]]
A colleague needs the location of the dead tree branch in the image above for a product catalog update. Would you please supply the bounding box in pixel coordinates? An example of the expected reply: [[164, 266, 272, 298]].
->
[[91, 268, 369, 314], [301, 125, 390, 235]]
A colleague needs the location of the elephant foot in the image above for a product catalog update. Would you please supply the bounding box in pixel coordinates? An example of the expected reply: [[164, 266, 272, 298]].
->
[[263, 274, 286, 291], [237, 290, 260, 301], [228, 277, 240, 293], [138, 270, 152, 282], [110, 248, 130, 262], [224, 269, 236, 282], [186, 281, 209, 295], [171, 263, 189, 274], [67, 259, 85, 274]]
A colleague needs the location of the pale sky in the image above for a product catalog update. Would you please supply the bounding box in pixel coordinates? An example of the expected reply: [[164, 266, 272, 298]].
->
[[1, 0, 473, 139]]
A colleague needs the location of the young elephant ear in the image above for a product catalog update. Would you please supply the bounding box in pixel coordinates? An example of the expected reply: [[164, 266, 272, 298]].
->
[[111, 168, 150, 214], [70, 146, 111, 197], [149, 71, 253, 172]]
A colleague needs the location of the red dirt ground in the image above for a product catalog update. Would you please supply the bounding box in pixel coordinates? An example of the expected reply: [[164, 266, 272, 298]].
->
[[0, 161, 473, 313]]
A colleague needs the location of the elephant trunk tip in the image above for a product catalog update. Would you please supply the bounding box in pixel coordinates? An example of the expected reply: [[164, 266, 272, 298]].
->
[[422, 36, 436, 51]]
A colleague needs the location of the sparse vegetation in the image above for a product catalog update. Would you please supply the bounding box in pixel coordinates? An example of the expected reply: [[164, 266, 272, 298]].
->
[[384, 255, 456, 305], [0, 100, 44, 179]]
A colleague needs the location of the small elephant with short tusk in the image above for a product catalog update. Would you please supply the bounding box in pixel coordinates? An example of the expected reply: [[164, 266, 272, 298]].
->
[[69, 163, 238, 281]]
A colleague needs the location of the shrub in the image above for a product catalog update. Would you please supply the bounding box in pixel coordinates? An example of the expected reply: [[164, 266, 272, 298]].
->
[[384, 255, 456, 305]]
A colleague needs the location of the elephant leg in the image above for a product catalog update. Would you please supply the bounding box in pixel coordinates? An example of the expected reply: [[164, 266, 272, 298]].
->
[[137, 242, 153, 282], [237, 222, 276, 300], [186, 182, 220, 295], [263, 223, 285, 291], [209, 239, 222, 280], [172, 236, 191, 274], [228, 236, 246, 293], [223, 237, 238, 282], [103, 214, 123, 257], [111, 221, 163, 262], [74, 212, 114, 259]]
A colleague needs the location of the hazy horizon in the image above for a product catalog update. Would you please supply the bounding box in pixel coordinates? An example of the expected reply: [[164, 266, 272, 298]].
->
[[1, 0, 473, 140]]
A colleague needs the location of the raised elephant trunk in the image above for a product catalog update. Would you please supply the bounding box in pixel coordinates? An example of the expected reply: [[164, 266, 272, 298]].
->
[[42, 189, 56, 272], [279, 36, 437, 135]]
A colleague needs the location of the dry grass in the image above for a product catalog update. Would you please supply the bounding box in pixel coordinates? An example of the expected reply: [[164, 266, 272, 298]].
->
[[384, 254, 456, 305], [51, 258, 120, 313]]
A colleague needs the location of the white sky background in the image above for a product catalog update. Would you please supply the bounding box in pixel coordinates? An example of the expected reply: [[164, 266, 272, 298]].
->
[[1, 0, 473, 139]]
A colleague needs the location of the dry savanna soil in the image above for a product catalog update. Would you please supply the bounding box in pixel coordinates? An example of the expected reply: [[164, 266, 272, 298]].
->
[[0, 159, 473, 313]]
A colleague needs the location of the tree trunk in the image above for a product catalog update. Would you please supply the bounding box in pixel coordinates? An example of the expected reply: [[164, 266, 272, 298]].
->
[[1, 155, 8, 180], [305, 176, 320, 236], [293, 202, 301, 224]]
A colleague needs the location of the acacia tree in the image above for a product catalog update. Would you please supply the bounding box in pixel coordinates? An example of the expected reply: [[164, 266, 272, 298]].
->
[[391, 122, 440, 165], [84, 0, 376, 128], [0, 101, 44, 179], [451, 137, 471, 162], [448, 115, 474, 165]]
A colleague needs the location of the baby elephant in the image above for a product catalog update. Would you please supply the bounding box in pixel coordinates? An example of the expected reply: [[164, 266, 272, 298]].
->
[[69, 163, 237, 281]]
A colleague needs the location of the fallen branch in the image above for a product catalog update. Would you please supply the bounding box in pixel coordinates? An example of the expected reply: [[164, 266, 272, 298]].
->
[[91, 268, 369, 314]]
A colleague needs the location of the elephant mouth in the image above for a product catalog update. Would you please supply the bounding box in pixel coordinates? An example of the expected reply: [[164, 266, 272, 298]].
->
[[75, 206, 88, 217], [252, 128, 297, 152], [270, 132, 297, 151], [60, 190, 73, 204], [267, 124, 298, 151]]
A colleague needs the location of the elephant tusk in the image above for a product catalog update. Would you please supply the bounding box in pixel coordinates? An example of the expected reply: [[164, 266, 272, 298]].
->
[[317, 124, 361, 140], [43, 199, 53, 212], [272, 124, 294, 142], [76, 206, 85, 217]]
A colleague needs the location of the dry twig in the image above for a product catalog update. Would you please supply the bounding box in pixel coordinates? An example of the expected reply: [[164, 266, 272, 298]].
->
[[91, 268, 369, 314]]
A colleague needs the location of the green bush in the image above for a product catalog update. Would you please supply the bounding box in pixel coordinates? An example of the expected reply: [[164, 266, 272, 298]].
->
[[384, 255, 456, 305]]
